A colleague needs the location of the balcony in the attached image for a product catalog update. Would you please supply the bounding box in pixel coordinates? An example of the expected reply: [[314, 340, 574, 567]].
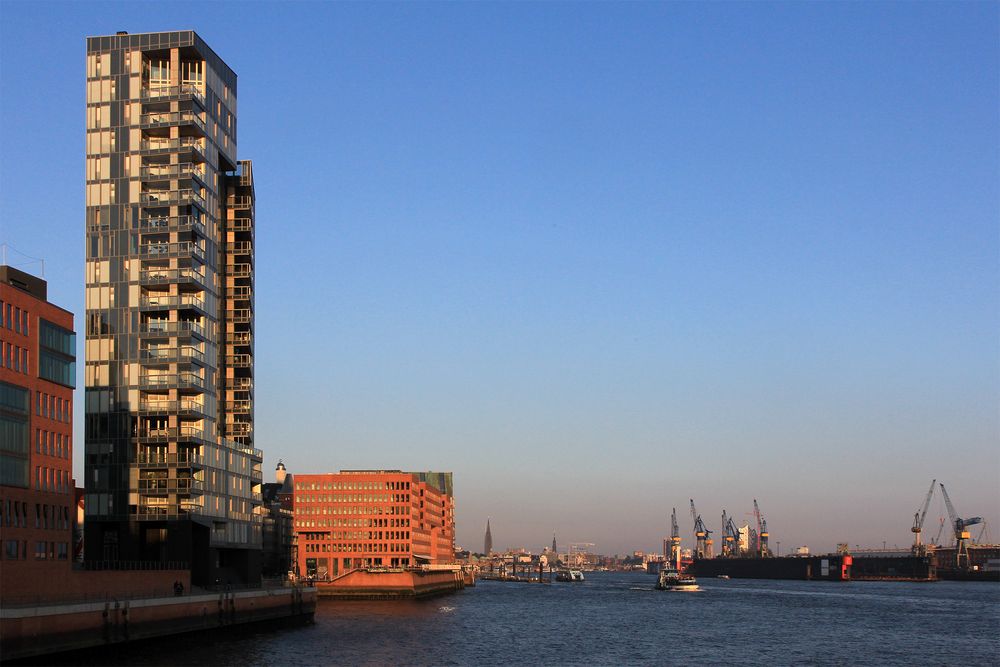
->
[[135, 478, 205, 495], [137, 399, 207, 416], [227, 286, 252, 301], [135, 451, 204, 467], [136, 425, 209, 444], [138, 241, 206, 262], [226, 309, 252, 324], [227, 241, 253, 256], [138, 372, 205, 391], [228, 264, 252, 278], [227, 332, 251, 346], [140, 346, 206, 365], [141, 84, 205, 105], [138, 215, 206, 237], [229, 196, 253, 210], [140, 267, 209, 291], [225, 353, 252, 369], [226, 422, 253, 438], [229, 377, 253, 391], [140, 136, 206, 153], [139, 162, 207, 183], [139, 111, 207, 134], [140, 293, 206, 313], [140, 320, 205, 339], [228, 218, 253, 232], [227, 400, 252, 414], [140, 190, 206, 209]]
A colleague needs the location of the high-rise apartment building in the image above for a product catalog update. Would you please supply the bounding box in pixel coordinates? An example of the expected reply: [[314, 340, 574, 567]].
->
[[0, 267, 76, 600], [84, 31, 261, 585]]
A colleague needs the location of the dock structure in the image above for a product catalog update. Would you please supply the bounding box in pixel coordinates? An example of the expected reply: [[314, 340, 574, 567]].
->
[[0, 586, 315, 662]]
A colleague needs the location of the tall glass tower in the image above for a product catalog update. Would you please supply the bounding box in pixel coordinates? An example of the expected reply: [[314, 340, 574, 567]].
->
[[84, 31, 261, 584]]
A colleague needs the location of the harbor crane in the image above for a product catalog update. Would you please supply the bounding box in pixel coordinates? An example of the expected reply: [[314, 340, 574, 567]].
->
[[723, 513, 741, 556], [721, 510, 735, 557], [910, 479, 936, 555], [689, 499, 713, 559], [669, 507, 682, 570], [939, 482, 983, 569], [753, 499, 770, 558]]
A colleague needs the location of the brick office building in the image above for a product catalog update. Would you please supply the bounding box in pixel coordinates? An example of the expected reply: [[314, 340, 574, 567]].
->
[[293, 470, 454, 580], [0, 266, 76, 599]]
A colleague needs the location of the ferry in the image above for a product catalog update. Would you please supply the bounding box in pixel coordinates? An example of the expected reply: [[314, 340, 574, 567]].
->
[[656, 567, 699, 591], [555, 569, 585, 582]]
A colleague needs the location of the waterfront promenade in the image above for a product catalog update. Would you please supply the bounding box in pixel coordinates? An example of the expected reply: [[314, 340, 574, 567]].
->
[[0, 585, 315, 662]]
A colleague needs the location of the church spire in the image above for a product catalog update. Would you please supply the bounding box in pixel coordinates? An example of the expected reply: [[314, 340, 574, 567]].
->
[[484, 518, 493, 554]]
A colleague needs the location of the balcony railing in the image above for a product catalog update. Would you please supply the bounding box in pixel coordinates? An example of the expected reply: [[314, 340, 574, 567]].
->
[[227, 286, 252, 300], [135, 451, 204, 466], [137, 426, 209, 443], [227, 241, 253, 255], [138, 399, 206, 414], [229, 377, 253, 391], [135, 478, 205, 494], [140, 294, 206, 311], [140, 267, 209, 290], [138, 241, 206, 262], [229, 196, 253, 209], [141, 346, 206, 364], [138, 373, 205, 390], [141, 321, 205, 338], [228, 218, 253, 232], [226, 422, 253, 437]]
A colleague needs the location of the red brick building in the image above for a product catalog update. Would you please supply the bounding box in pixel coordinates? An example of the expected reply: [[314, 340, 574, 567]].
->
[[0, 266, 76, 599], [293, 470, 454, 579]]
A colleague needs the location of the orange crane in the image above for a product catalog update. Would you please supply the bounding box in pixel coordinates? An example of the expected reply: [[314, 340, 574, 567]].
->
[[689, 499, 713, 559], [754, 499, 770, 558], [940, 482, 983, 569]]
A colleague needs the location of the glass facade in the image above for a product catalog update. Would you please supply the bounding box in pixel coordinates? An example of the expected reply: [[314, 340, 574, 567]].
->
[[84, 31, 261, 575]]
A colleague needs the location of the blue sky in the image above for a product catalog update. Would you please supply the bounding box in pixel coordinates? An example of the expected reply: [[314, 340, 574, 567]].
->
[[1, 1, 997, 554]]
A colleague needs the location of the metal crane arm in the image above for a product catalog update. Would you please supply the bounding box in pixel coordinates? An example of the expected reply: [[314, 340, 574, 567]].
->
[[916, 479, 936, 530]]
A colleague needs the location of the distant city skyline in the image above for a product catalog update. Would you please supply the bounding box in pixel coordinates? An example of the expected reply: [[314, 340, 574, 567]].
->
[[1, 1, 997, 555]]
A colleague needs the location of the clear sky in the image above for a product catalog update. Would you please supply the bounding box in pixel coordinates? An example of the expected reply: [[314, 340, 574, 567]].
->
[[1, 1, 997, 555]]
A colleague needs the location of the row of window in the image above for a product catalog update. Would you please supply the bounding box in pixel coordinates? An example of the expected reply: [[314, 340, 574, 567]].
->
[[36, 390, 71, 423], [36, 429, 71, 459], [2, 342, 28, 374], [1, 301, 30, 335], [0, 500, 71, 531], [297, 493, 412, 505], [301, 530, 412, 542], [296, 481, 412, 492], [4, 539, 69, 561], [35, 466, 71, 494], [303, 543, 408, 555], [297, 501, 413, 515]]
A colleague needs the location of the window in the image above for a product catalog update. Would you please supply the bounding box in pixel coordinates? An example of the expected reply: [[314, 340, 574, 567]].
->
[[34, 541, 45, 560], [5, 540, 17, 560], [14, 308, 20, 334]]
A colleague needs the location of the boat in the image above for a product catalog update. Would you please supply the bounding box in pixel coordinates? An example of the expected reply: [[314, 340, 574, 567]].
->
[[717, 575, 730, 580], [555, 569, 585, 582], [656, 567, 699, 591]]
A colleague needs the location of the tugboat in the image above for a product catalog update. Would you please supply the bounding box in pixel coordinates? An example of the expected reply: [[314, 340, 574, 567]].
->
[[555, 569, 585, 582]]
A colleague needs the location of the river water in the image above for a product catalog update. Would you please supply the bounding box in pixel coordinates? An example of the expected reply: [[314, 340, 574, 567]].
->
[[56, 572, 1000, 666]]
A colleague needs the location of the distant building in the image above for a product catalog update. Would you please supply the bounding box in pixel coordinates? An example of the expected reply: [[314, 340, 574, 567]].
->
[[293, 470, 455, 579], [260, 461, 294, 577], [0, 266, 76, 601], [551, 533, 557, 555], [484, 517, 493, 555]]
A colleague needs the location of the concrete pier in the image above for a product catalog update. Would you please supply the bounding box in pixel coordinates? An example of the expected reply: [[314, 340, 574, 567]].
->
[[0, 586, 315, 662]]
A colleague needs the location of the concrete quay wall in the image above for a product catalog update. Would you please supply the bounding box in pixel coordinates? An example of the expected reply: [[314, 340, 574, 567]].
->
[[315, 568, 466, 600], [0, 587, 315, 662]]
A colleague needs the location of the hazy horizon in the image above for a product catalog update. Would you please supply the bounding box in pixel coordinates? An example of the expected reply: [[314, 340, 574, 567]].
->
[[1, 1, 997, 556]]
